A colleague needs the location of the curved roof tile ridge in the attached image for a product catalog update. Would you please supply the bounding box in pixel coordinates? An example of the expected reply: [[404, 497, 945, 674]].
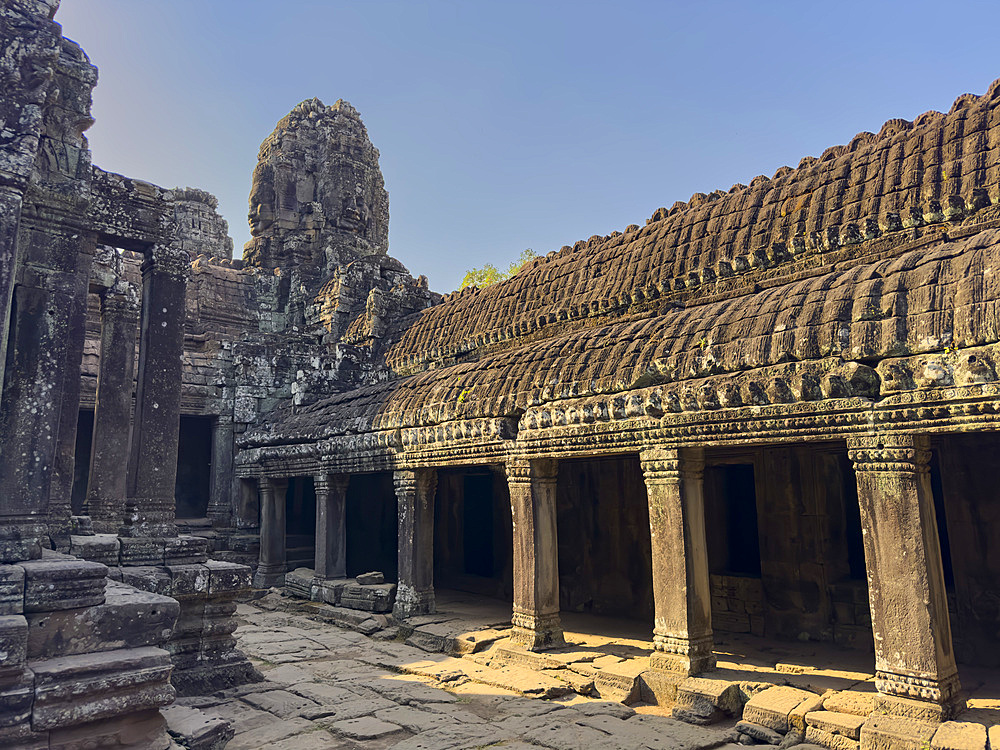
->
[[386, 76, 1000, 376]]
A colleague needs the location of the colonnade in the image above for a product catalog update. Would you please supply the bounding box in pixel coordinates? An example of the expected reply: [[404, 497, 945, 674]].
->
[[252, 430, 963, 719]]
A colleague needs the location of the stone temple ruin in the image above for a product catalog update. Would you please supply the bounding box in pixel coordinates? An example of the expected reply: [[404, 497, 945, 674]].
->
[[2, 1, 1000, 748]]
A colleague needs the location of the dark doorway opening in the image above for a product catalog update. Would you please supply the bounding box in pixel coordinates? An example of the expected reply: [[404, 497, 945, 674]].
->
[[555, 454, 653, 621], [933, 434, 1000, 667], [434, 467, 512, 599], [70, 409, 95, 515], [346, 472, 398, 581], [286, 476, 316, 571], [175, 415, 212, 519], [705, 463, 761, 578]]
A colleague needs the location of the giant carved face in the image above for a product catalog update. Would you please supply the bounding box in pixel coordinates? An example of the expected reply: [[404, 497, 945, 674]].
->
[[245, 98, 389, 261]]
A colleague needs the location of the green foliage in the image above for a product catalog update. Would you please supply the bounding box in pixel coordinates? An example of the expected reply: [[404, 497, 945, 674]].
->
[[459, 248, 538, 290]]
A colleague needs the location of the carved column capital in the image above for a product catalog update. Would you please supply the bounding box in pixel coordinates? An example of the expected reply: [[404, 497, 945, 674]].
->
[[847, 434, 931, 474], [640, 446, 704, 484], [505, 457, 557, 486], [314, 473, 348, 496], [142, 243, 190, 280]]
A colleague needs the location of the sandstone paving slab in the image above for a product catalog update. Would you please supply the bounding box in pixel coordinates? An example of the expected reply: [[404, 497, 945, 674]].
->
[[327, 716, 404, 740], [266, 729, 355, 750], [242, 689, 320, 717], [931, 721, 989, 750], [258, 663, 317, 684], [200, 700, 275, 734], [310, 695, 398, 722], [627, 714, 740, 749], [225, 717, 316, 750], [287, 680, 358, 704], [524, 720, 636, 750], [387, 724, 518, 750], [374, 704, 455, 732], [571, 699, 636, 719], [364, 675, 461, 704]]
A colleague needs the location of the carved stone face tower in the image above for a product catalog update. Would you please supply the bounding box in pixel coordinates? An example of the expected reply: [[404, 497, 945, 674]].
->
[[243, 98, 389, 276]]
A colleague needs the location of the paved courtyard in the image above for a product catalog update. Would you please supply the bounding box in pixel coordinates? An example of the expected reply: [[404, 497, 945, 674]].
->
[[181, 601, 742, 750]]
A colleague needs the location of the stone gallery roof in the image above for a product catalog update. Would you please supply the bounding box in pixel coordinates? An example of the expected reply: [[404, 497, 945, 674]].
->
[[242, 79, 1000, 454]]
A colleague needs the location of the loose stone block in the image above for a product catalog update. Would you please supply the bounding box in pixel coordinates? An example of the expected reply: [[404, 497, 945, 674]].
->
[[204, 559, 250, 594], [120, 566, 172, 596], [166, 564, 211, 597], [68, 534, 120, 566], [164, 535, 210, 565], [0, 667, 33, 729], [743, 685, 819, 732], [931, 721, 988, 750], [860, 714, 939, 750], [736, 720, 783, 744], [806, 710, 866, 741], [284, 568, 314, 599], [312, 578, 346, 605], [340, 582, 396, 613], [162, 704, 233, 750], [31, 646, 175, 730], [26, 580, 178, 659], [806, 724, 860, 750], [823, 689, 879, 717], [21, 555, 107, 612], [0, 566, 24, 615], [119, 537, 166, 566], [355, 571, 384, 586]]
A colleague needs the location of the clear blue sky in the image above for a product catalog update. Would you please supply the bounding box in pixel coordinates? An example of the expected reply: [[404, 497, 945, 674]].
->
[[56, 0, 1000, 293]]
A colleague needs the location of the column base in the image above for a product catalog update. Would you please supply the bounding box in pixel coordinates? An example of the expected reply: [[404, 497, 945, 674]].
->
[[875, 669, 965, 721], [253, 564, 286, 589], [651, 632, 715, 675], [392, 585, 435, 619], [0, 520, 47, 563], [510, 611, 565, 651], [121, 497, 177, 539]]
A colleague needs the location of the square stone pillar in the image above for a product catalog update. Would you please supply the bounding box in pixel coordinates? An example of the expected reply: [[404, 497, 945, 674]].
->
[[393, 469, 437, 618], [641, 446, 715, 675], [124, 244, 190, 541], [47, 244, 96, 543], [253, 477, 288, 588], [506, 457, 564, 651], [0, 223, 95, 562], [84, 279, 140, 534], [848, 434, 963, 720], [207, 415, 235, 528], [314, 473, 348, 580]]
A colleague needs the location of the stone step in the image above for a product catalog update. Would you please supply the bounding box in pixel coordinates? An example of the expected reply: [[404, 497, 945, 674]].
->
[[26, 579, 178, 660], [162, 704, 234, 750]]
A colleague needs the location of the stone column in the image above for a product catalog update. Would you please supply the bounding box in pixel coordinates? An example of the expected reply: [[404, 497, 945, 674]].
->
[[848, 434, 963, 720], [394, 469, 437, 618], [253, 477, 288, 588], [124, 244, 190, 540], [207, 415, 234, 527], [47, 246, 97, 543], [0, 224, 95, 562], [0, 186, 23, 396], [84, 279, 140, 534], [506, 457, 564, 651], [314, 473, 348, 580], [641, 447, 715, 675]]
